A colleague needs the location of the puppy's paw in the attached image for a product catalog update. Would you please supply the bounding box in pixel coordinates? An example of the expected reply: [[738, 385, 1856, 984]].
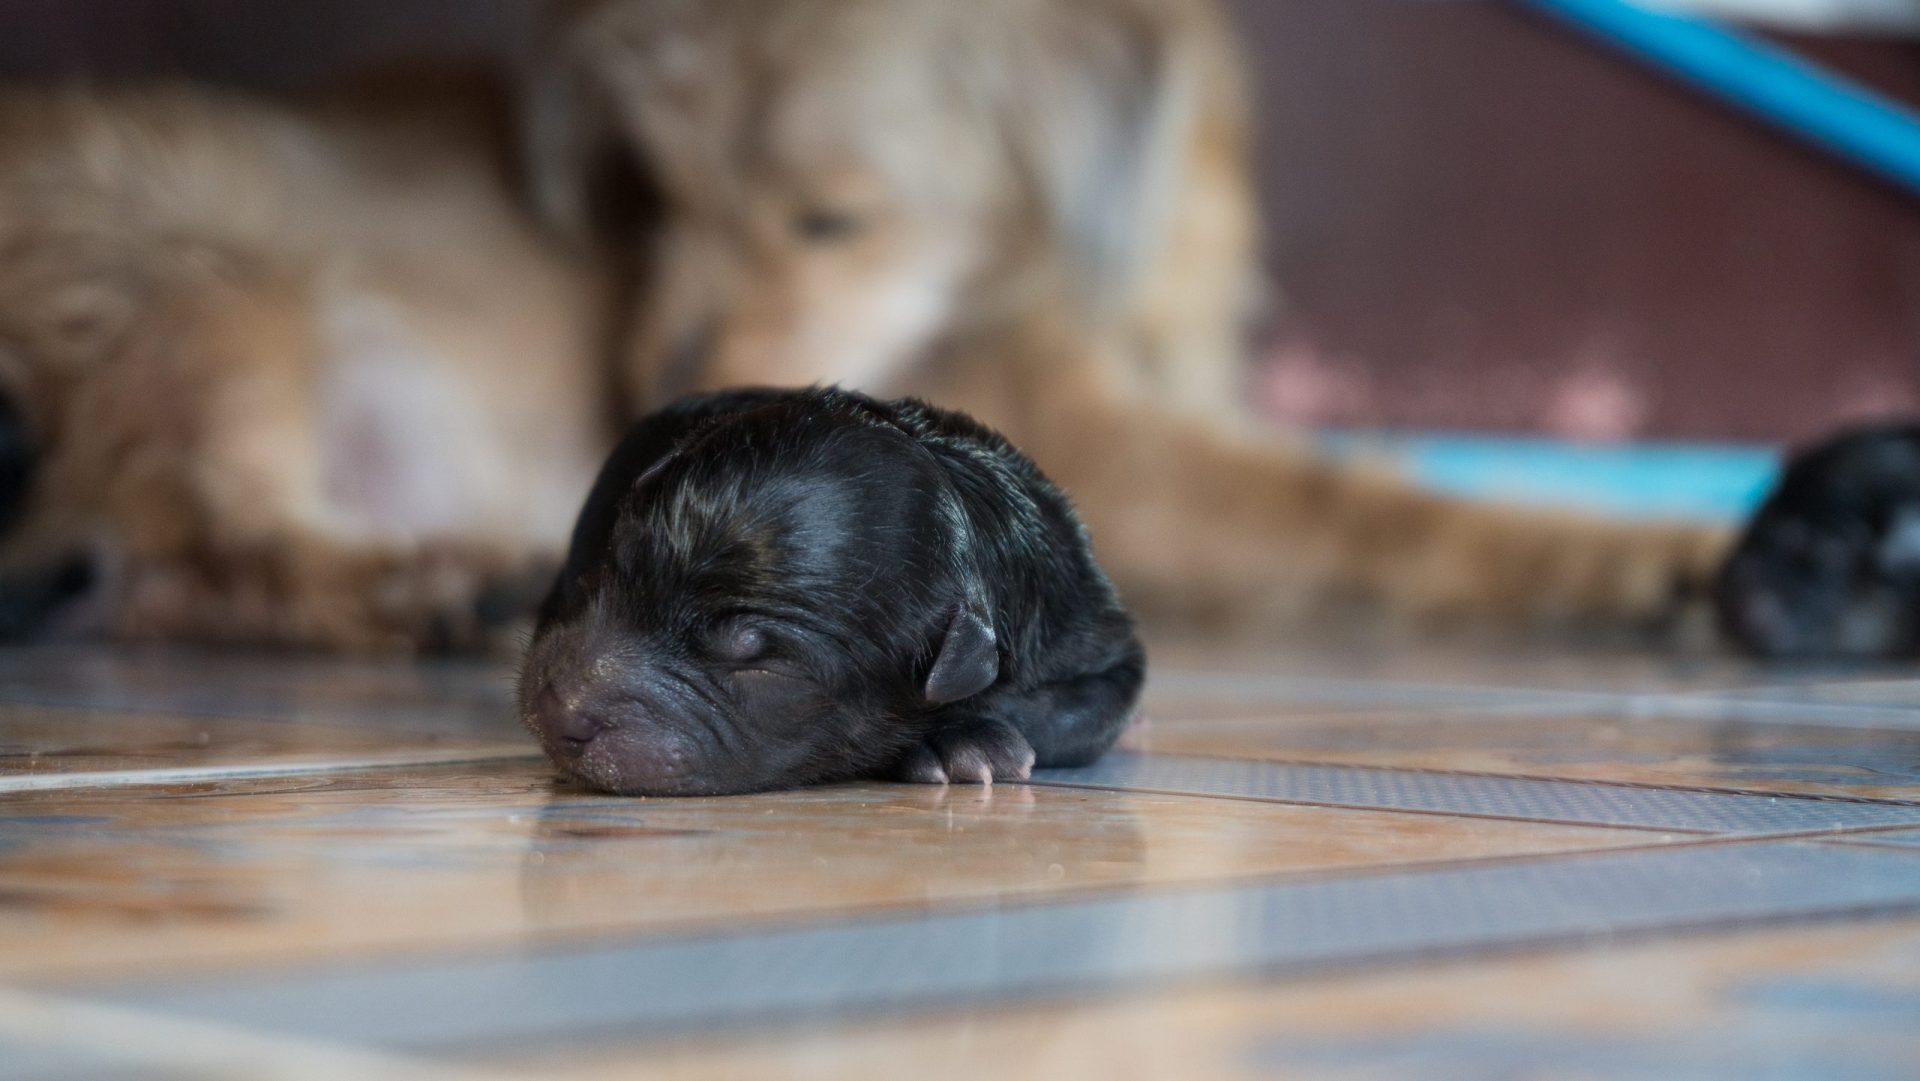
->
[[894, 719, 1035, 785]]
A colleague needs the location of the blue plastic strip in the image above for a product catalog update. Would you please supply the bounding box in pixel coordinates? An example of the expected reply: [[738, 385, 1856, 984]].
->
[[1317, 431, 1780, 522], [1516, 0, 1920, 201]]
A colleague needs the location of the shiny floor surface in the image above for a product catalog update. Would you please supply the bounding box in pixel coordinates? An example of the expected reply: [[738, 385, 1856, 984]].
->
[[2, 643, 1918, 1080]]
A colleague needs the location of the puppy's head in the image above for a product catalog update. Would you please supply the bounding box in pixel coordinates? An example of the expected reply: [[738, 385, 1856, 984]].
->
[[527, 0, 1208, 399], [1717, 424, 1920, 659], [518, 395, 999, 795]]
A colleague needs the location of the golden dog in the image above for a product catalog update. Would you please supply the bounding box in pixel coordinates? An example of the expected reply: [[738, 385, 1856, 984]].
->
[[0, 0, 1726, 651], [528, 0, 1729, 637]]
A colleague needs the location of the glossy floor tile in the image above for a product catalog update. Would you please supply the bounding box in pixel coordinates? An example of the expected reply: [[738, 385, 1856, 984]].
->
[[0, 703, 532, 789], [76, 841, 1920, 1054], [492, 918, 1920, 1081], [2, 644, 1918, 1080], [0, 762, 1657, 984]]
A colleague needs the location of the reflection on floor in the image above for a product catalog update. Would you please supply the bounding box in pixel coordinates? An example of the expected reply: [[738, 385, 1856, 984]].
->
[[1, 643, 1917, 1079]]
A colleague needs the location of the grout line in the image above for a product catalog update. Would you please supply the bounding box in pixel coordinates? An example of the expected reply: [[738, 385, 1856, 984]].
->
[[0, 749, 544, 794], [1029, 775, 1713, 835], [1821, 832, 1920, 851], [0, 984, 522, 1081], [1144, 693, 1920, 724], [1024, 776, 1920, 841], [1797, 821, 1920, 839], [1141, 676, 1920, 729], [1117, 747, 1920, 808]]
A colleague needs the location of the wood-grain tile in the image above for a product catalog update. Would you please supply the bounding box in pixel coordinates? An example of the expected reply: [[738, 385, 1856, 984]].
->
[[0, 760, 1660, 985], [484, 919, 1920, 1081]]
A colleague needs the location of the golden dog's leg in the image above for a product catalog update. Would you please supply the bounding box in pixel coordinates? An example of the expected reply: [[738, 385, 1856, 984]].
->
[[69, 272, 546, 653], [115, 535, 550, 654], [921, 344, 1732, 638]]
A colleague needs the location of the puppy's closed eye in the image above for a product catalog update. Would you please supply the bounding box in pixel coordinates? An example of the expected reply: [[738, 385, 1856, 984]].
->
[[708, 619, 817, 711], [708, 618, 771, 664]]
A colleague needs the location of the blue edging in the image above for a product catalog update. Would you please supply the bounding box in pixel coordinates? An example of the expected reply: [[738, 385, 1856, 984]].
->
[[1317, 431, 1780, 522], [1517, 0, 1920, 201]]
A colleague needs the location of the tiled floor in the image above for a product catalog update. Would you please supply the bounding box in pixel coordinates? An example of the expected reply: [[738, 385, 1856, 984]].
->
[[1, 644, 1917, 1079]]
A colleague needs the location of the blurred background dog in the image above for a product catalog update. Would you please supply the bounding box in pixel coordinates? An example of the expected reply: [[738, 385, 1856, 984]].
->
[[532, 0, 1729, 639], [5, 0, 1900, 652]]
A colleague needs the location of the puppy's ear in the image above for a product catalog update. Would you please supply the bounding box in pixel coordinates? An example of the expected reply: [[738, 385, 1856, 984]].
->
[[924, 603, 999, 704]]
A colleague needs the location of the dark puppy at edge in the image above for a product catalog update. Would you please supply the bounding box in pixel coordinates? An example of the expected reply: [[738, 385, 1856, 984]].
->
[[518, 387, 1145, 795], [1718, 422, 1920, 659]]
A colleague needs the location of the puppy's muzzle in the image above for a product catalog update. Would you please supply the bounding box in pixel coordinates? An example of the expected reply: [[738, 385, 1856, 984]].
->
[[528, 683, 606, 759], [522, 664, 702, 791]]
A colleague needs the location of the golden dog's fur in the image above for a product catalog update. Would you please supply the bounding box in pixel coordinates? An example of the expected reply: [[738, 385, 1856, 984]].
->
[[0, 0, 1728, 652], [0, 79, 612, 649]]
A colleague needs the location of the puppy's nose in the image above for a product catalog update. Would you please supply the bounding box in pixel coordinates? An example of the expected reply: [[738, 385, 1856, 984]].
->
[[530, 685, 608, 758]]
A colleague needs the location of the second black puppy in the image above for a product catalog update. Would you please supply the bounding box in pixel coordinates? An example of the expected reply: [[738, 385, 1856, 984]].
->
[[1718, 422, 1920, 658], [519, 387, 1145, 795]]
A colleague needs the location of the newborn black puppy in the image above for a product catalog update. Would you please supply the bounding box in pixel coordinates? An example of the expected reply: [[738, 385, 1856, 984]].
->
[[1717, 422, 1920, 658], [519, 387, 1144, 795]]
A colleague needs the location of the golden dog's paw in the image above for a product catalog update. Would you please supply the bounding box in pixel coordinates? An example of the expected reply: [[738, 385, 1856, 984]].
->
[[368, 542, 558, 655]]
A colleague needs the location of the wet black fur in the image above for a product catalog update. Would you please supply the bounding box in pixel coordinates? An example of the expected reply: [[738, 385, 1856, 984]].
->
[[1717, 422, 1920, 658], [0, 394, 90, 638], [519, 387, 1144, 795]]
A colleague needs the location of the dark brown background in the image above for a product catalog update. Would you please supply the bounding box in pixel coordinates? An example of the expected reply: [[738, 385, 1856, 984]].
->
[[1, 0, 1915, 443]]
